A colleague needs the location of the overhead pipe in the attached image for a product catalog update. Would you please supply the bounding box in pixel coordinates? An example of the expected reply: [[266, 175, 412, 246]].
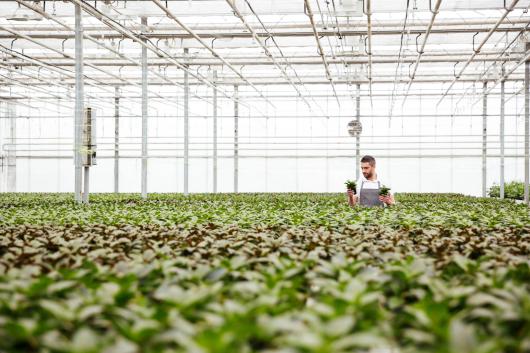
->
[[66, 0, 244, 109], [8, 154, 529, 161], [152, 0, 276, 110], [242, 0, 329, 116], [0, 25, 143, 93], [437, 0, 519, 106], [4, 17, 530, 37], [4, 91, 525, 102], [451, 21, 530, 113], [3, 54, 522, 67], [15, 0, 211, 107], [303, 0, 341, 107], [0, 25, 201, 111], [66, 0, 268, 116], [0, 72, 63, 100], [0, 42, 115, 96], [323, 0, 360, 106], [402, 0, 442, 105], [226, 0, 320, 114], [0, 50, 141, 116], [388, 0, 413, 118], [3, 75, 526, 86], [468, 50, 530, 107]]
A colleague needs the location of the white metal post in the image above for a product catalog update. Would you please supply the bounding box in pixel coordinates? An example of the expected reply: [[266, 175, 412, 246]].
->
[[234, 85, 239, 193], [74, 4, 84, 203], [482, 81, 487, 198], [141, 17, 148, 199], [355, 83, 361, 180], [184, 48, 189, 195], [114, 86, 120, 193], [500, 72, 505, 199], [213, 70, 218, 193], [524, 43, 530, 206], [7, 102, 16, 192], [82, 165, 89, 203]]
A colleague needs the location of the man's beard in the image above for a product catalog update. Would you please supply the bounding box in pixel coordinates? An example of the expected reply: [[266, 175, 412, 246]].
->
[[363, 172, 372, 179]]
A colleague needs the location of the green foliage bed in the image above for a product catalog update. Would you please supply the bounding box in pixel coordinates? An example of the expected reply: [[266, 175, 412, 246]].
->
[[0, 193, 529, 353], [488, 181, 527, 200]]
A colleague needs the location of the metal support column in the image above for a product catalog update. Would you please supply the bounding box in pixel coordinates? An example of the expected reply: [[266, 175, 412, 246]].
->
[[355, 83, 361, 180], [213, 70, 218, 193], [234, 85, 239, 193], [184, 48, 189, 195], [500, 72, 505, 199], [114, 86, 120, 193], [82, 165, 89, 203], [524, 43, 530, 206], [7, 102, 16, 192], [141, 17, 148, 199], [74, 4, 84, 203], [482, 81, 487, 198]]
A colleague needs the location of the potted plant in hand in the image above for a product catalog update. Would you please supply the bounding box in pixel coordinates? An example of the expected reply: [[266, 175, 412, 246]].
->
[[345, 180, 357, 194], [379, 185, 391, 196]]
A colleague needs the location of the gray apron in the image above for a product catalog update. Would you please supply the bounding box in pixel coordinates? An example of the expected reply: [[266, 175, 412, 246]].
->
[[359, 180, 384, 207]]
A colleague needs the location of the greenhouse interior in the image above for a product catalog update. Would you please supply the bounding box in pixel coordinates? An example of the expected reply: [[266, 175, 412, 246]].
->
[[0, 1, 529, 352]]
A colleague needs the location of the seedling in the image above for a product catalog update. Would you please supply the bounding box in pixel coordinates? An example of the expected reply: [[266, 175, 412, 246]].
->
[[345, 180, 357, 194], [379, 185, 391, 196]]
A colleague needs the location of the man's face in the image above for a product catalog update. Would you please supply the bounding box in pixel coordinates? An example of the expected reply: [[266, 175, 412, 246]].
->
[[361, 162, 375, 179]]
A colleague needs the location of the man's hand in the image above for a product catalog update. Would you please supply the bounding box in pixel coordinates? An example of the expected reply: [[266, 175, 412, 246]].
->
[[378, 193, 395, 206], [347, 189, 357, 206]]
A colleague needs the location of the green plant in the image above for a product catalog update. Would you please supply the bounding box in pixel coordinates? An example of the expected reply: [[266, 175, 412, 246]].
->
[[344, 180, 357, 194], [488, 181, 525, 200], [379, 185, 391, 196], [0, 193, 529, 352]]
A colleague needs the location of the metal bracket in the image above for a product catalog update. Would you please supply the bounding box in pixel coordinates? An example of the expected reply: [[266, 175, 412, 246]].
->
[[415, 33, 423, 54], [428, 0, 436, 14], [211, 37, 217, 49], [503, 0, 513, 11], [62, 38, 68, 54], [10, 38, 17, 50], [118, 37, 125, 52], [408, 62, 414, 79], [473, 32, 480, 53], [362, 0, 370, 16], [453, 62, 460, 78], [363, 36, 371, 55]]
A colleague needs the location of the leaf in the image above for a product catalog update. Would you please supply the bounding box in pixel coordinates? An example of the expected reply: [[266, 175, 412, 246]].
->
[[71, 327, 99, 352], [449, 318, 477, 353], [40, 299, 74, 321], [102, 338, 138, 353]]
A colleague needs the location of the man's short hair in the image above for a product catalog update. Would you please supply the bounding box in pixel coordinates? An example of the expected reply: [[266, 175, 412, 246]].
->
[[360, 155, 376, 166]]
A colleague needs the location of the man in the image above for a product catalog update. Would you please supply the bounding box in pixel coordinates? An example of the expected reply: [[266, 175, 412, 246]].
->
[[347, 155, 395, 207]]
